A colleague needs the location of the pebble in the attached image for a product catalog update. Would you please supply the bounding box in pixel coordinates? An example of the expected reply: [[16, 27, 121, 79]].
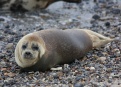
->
[[92, 14, 100, 20], [85, 67, 90, 70], [110, 73, 119, 78], [1, 68, 7, 71], [0, 35, 4, 40], [75, 76, 84, 81], [74, 82, 84, 87], [0, 53, 5, 58], [50, 72, 59, 79], [5, 24, 10, 29], [98, 0, 106, 3], [108, 79, 112, 83], [90, 67, 95, 71], [105, 22, 110, 27], [0, 61, 6, 66], [6, 43, 13, 49], [64, 64, 70, 69], [4, 29, 16, 35], [0, 81, 4, 86], [4, 72, 16, 77], [0, 18, 5, 21], [51, 67, 62, 71], [99, 57, 106, 62], [111, 8, 121, 14]]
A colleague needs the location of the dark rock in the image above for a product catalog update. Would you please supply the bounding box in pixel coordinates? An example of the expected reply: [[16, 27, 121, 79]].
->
[[108, 79, 112, 83], [111, 9, 120, 14], [98, 0, 106, 3], [4, 29, 16, 35], [105, 22, 110, 27], [0, 53, 5, 58], [0, 35, 4, 40], [0, 18, 5, 21], [92, 14, 100, 20], [5, 24, 10, 29]]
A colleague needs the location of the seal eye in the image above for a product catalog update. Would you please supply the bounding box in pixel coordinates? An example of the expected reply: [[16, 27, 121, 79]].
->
[[32, 45, 39, 50], [22, 45, 27, 49]]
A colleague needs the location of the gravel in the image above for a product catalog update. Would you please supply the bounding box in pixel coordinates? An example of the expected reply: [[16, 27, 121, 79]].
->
[[0, 0, 121, 87]]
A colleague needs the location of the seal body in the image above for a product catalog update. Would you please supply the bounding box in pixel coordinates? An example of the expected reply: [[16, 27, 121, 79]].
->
[[0, 0, 81, 12], [15, 29, 92, 72]]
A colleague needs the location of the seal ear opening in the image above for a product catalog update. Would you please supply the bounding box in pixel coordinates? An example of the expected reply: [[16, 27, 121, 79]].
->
[[82, 29, 114, 48]]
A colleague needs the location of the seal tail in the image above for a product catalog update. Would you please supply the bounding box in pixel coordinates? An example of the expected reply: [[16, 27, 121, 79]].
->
[[82, 29, 114, 48]]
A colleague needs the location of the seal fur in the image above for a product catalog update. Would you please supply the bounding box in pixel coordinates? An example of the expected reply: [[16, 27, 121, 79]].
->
[[15, 29, 113, 72]]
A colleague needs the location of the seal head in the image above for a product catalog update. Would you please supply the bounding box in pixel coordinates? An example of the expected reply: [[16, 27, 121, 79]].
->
[[15, 33, 45, 68]]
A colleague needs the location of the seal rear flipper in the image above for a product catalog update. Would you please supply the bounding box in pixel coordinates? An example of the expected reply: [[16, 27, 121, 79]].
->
[[82, 29, 114, 48]]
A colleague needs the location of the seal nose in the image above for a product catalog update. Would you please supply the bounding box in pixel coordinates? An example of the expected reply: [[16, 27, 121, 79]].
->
[[24, 51, 32, 59], [25, 52, 31, 56]]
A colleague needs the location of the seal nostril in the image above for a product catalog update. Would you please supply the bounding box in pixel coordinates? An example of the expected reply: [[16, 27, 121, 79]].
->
[[25, 52, 31, 55]]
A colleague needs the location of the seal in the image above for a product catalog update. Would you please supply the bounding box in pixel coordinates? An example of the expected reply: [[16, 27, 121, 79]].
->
[[15, 29, 113, 72], [0, 0, 81, 12]]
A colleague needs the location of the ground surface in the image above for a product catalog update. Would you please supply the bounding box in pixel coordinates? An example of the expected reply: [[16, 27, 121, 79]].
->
[[0, 0, 121, 87]]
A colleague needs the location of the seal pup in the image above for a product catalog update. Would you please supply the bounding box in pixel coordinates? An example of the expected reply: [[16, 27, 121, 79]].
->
[[0, 0, 81, 12], [15, 29, 113, 72]]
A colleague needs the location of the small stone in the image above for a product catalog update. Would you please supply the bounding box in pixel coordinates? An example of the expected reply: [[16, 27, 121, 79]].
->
[[85, 67, 90, 70], [98, 0, 106, 3], [75, 76, 83, 81], [1, 61, 6, 66], [28, 72, 34, 74], [0, 35, 4, 40], [106, 68, 112, 73], [108, 79, 112, 83], [64, 64, 69, 69], [90, 67, 95, 71], [6, 43, 13, 49], [0, 53, 5, 58], [105, 22, 110, 27], [0, 18, 5, 21], [1, 68, 7, 71], [0, 81, 4, 86], [111, 8, 120, 14], [4, 29, 16, 35], [113, 49, 120, 56], [92, 14, 100, 20], [5, 24, 10, 28], [4, 72, 16, 77], [50, 72, 58, 79], [51, 67, 62, 71], [110, 73, 119, 78], [99, 57, 106, 62], [74, 82, 84, 87]]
